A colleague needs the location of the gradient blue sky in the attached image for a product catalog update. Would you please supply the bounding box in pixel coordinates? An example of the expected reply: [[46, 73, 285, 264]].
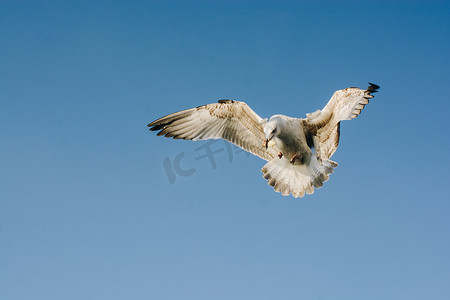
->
[[1, 1, 450, 299]]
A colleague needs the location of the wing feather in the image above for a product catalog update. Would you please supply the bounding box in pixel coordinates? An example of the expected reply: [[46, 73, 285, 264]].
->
[[305, 83, 380, 159], [148, 100, 279, 161]]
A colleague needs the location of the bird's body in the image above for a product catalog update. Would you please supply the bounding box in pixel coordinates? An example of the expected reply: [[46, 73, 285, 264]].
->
[[267, 115, 312, 165], [148, 83, 380, 198]]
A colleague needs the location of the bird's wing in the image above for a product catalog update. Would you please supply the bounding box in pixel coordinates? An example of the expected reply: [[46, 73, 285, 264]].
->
[[148, 100, 279, 161], [305, 83, 380, 159]]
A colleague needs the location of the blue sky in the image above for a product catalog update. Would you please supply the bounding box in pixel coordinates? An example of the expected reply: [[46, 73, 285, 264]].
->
[[1, 1, 450, 299]]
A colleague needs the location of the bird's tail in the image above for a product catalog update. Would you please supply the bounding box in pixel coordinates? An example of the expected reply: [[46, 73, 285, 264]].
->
[[261, 157, 338, 198]]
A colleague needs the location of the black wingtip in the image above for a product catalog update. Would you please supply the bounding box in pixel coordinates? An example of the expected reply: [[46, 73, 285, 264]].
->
[[148, 117, 177, 132], [367, 82, 380, 93], [217, 99, 236, 104], [147, 121, 159, 131], [148, 126, 160, 131], [148, 123, 170, 132]]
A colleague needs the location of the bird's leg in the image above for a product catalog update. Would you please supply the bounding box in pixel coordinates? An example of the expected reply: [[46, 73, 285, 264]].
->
[[290, 154, 301, 164], [278, 152, 283, 159]]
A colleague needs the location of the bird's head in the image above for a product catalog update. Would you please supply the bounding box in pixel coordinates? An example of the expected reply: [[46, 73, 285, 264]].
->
[[263, 121, 279, 149]]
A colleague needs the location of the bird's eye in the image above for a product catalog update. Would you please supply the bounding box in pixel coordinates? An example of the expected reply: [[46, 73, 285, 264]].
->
[[271, 129, 276, 134]]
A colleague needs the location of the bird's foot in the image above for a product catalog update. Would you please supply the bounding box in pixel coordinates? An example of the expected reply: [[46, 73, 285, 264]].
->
[[278, 152, 283, 159], [315, 153, 322, 163], [290, 154, 300, 164]]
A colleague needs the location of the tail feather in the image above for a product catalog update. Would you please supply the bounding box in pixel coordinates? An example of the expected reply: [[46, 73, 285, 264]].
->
[[261, 157, 337, 198]]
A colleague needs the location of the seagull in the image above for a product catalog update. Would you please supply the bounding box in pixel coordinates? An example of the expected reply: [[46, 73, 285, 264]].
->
[[148, 83, 380, 198]]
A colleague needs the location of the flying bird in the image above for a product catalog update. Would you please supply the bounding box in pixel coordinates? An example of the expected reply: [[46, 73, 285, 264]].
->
[[148, 83, 380, 198]]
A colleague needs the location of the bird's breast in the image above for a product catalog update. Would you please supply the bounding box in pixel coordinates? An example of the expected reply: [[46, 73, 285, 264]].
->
[[275, 130, 311, 161]]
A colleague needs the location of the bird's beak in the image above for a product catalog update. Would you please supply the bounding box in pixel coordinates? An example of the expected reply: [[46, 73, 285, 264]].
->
[[265, 138, 269, 149]]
